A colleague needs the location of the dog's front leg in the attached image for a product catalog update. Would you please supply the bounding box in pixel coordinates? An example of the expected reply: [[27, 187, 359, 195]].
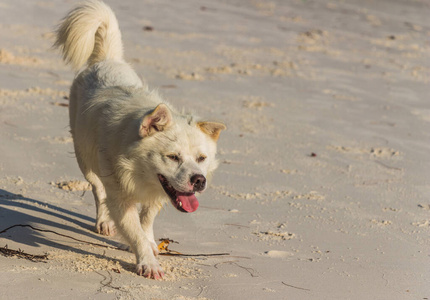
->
[[107, 196, 164, 279], [140, 204, 160, 257]]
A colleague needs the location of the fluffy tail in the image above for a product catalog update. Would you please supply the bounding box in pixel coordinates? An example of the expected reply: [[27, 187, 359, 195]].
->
[[54, 0, 123, 71]]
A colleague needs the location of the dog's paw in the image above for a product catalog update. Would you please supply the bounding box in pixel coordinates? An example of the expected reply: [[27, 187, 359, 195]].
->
[[136, 258, 164, 280], [95, 220, 116, 236]]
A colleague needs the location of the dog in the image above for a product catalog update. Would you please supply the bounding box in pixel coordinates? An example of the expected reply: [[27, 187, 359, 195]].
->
[[54, 0, 225, 279]]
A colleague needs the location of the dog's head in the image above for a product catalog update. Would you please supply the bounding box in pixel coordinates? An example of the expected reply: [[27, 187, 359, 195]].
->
[[122, 104, 225, 213]]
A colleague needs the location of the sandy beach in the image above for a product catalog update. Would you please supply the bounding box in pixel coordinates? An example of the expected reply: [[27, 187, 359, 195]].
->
[[0, 0, 429, 299]]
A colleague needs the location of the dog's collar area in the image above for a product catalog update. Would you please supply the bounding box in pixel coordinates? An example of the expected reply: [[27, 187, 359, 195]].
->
[[158, 174, 199, 213]]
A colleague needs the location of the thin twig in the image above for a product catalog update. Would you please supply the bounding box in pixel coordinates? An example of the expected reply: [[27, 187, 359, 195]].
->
[[158, 238, 230, 257], [0, 245, 48, 262], [214, 260, 239, 268], [214, 260, 258, 277], [219, 255, 250, 259], [1, 224, 231, 258], [160, 252, 230, 257], [94, 270, 123, 291], [282, 281, 311, 291]]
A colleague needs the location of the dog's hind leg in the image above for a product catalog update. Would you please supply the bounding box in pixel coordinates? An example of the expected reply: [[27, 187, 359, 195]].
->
[[87, 172, 116, 236], [73, 145, 115, 236]]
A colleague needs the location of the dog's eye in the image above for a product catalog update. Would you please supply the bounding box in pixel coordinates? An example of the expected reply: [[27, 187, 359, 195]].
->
[[197, 155, 207, 163], [167, 154, 180, 162]]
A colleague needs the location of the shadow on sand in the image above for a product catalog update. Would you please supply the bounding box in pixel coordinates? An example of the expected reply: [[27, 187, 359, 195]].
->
[[0, 189, 135, 272]]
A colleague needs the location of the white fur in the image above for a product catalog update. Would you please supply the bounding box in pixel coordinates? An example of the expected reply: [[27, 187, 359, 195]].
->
[[54, 0, 225, 279], [54, 0, 123, 71]]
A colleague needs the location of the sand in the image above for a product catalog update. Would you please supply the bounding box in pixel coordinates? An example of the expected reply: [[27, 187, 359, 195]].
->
[[0, 0, 429, 299]]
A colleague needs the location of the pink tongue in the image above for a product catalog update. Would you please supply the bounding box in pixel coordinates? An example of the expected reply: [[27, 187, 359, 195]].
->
[[177, 193, 199, 213]]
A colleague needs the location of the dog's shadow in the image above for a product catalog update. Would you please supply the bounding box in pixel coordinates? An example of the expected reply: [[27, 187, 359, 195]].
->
[[0, 189, 135, 272]]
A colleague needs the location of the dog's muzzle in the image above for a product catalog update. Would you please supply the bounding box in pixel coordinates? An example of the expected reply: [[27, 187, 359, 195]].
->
[[158, 174, 199, 213]]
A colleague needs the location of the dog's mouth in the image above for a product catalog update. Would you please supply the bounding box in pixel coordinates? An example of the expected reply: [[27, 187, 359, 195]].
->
[[158, 174, 199, 213]]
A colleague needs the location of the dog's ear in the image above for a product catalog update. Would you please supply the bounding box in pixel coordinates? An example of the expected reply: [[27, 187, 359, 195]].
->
[[139, 104, 173, 138], [196, 121, 226, 142]]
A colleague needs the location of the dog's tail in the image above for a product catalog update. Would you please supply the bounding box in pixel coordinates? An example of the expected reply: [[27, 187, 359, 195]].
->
[[54, 0, 123, 71]]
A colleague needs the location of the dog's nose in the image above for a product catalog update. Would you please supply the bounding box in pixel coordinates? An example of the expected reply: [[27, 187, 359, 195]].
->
[[190, 174, 206, 192]]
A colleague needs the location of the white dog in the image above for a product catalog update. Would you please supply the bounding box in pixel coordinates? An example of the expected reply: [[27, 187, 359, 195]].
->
[[54, 0, 225, 279]]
